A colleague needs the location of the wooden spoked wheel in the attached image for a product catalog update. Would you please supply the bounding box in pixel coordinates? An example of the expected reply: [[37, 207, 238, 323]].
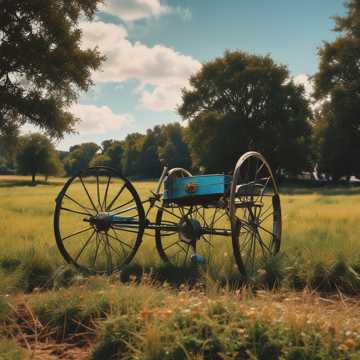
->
[[155, 168, 231, 267], [229, 152, 281, 277], [54, 167, 145, 274]]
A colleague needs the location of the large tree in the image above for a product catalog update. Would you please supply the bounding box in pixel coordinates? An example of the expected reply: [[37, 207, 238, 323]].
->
[[314, 0, 360, 179], [63, 142, 99, 176], [90, 140, 124, 170], [0, 0, 103, 137], [179, 51, 312, 174], [17, 133, 63, 183]]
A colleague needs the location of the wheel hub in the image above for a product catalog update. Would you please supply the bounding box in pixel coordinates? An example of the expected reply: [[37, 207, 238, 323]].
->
[[91, 212, 113, 232], [178, 217, 202, 244]]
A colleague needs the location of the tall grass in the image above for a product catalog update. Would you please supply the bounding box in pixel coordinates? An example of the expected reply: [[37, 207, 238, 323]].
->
[[2, 277, 360, 359], [1, 176, 360, 294]]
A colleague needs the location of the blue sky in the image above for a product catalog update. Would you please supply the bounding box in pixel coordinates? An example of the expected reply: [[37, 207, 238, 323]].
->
[[55, 0, 345, 150]]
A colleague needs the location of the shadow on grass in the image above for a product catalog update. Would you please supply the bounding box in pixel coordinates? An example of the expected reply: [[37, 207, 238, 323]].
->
[[0, 179, 62, 187], [279, 179, 360, 196]]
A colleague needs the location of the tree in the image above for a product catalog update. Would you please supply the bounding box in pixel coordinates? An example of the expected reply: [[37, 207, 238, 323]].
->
[[314, 0, 360, 179], [121, 133, 144, 177], [0, 0, 104, 138], [158, 123, 191, 170], [137, 128, 162, 178], [63, 142, 99, 176], [17, 133, 63, 183], [0, 122, 19, 168], [179, 51, 312, 174]]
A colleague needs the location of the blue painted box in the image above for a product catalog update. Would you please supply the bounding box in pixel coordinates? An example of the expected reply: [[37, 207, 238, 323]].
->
[[164, 174, 232, 205]]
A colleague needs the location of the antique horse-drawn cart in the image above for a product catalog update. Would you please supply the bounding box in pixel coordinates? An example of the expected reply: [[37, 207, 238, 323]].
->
[[54, 151, 281, 277]]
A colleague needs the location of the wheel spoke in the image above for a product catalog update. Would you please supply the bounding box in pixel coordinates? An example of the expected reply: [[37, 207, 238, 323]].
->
[[182, 246, 190, 266], [257, 224, 276, 238], [92, 233, 101, 268], [96, 175, 102, 211], [102, 175, 112, 210], [106, 183, 126, 211], [163, 240, 181, 251], [110, 229, 128, 257], [74, 230, 96, 262], [64, 194, 94, 216], [107, 231, 133, 249], [111, 204, 139, 216], [104, 233, 113, 274], [259, 211, 274, 225], [110, 198, 135, 213], [61, 207, 92, 217], [79, 176, 98, 213], [155, 205, 182, 220], [62, 227, 93, 241]]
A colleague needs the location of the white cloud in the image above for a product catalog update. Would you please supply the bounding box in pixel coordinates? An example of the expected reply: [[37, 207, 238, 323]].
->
[[293, 74, 313, 99], [80, 21, 201, 111], [99, 0, 169, 21], [70, 104, 133, 134]]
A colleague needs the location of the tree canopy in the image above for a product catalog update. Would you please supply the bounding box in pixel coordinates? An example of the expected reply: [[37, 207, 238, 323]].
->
[[16, 133, 63, 183], [314, 0, 360, 179], [63, 142, 99, 176], [0, 0, 103, 137], [179, 51, 312, 174]]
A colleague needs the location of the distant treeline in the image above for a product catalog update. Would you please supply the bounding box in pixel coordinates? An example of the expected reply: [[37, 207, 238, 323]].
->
[[62, 122, 192, 178]]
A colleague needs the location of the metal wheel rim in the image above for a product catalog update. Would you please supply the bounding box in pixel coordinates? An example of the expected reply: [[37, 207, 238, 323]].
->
[[229, 152, 282, 277], [54, 166, 145, 274]]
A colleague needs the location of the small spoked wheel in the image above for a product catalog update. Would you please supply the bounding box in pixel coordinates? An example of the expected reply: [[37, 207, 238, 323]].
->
[[54, 167, 145, 274], [229, 152, 281, 277], [155, 168, 231, 267]]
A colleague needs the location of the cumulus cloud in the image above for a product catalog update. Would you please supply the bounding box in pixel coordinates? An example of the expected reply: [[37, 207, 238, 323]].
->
[[80, 21, 201, 111], [99, 0, 169, 22], [70, 104, 133, 134]]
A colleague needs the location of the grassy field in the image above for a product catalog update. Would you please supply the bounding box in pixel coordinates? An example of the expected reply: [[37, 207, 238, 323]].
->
[[1, 176, 360, 287], [1, 176, 360, 358]]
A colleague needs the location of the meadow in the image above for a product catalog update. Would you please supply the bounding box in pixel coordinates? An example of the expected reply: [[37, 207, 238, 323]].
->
[[1, 176, 360, 359]]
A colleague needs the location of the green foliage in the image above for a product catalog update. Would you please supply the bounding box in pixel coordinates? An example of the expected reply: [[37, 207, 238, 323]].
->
[[16, 133, 63, 183], [63, 142, 99, 176], [179, 51, 312, 174], [120, 123, 190, 178], [0, 340, 24, 360], [0, 124, 19, 169], [90, 153, 112, 168], [0, 0, 103, 138], [121, 133, 144, 177], [314, 0, 360, 179]]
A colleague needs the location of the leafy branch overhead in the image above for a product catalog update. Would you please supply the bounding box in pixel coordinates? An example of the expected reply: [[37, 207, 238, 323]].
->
[[0, 0, 104, 138]]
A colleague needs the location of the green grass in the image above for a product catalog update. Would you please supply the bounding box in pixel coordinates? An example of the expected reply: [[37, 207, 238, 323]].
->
[[1, 175, 360, 359], [2, 277, 360, 359], [1, 176, 360, 294]]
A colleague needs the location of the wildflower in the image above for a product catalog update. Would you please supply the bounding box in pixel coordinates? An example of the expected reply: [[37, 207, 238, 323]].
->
[[137, 308, 153, 321], [338, 344, 349, 352], [344, 338, 356, 349]]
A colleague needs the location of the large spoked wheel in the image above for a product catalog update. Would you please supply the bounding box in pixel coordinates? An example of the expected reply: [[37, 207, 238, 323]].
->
[[155, 168, 231, 267], [54, 167, 145, 274], [229, 152, 281, 277]]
